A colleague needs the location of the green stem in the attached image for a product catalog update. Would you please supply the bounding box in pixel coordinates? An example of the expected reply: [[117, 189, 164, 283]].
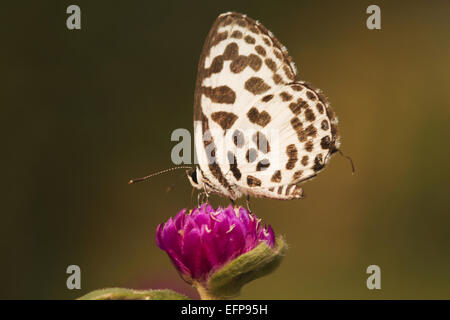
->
[[195, 283, 214, 300]]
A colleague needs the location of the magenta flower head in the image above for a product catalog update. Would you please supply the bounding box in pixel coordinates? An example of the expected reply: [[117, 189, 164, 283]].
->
[[156, 204, 286, 299]]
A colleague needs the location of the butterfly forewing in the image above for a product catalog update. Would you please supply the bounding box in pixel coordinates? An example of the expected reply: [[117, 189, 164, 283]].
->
[[194, 13, 297, 122]]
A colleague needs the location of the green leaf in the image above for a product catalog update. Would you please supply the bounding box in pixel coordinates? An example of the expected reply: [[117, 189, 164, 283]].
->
[[78, 288, 190, 300], [206, 236, 287, 299]]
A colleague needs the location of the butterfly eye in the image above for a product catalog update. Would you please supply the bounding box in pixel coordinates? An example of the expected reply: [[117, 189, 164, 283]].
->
[[190, 169, 198, 184]]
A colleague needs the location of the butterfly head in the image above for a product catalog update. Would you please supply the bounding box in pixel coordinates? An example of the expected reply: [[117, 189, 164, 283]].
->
[[186, 167, 203, 190]]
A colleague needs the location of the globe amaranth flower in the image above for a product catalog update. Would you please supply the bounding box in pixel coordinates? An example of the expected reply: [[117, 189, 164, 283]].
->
[[156, 204, 285, 299]]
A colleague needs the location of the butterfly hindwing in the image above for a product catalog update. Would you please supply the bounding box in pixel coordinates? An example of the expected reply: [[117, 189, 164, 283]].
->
[[223, 83, 339, 199]]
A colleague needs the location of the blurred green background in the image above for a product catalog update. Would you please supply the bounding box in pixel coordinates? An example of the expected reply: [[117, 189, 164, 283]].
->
[[2, 0, 450, 299]]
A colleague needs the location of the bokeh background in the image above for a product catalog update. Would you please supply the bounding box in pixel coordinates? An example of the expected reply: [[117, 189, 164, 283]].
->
[[2, 0, 450, 299]]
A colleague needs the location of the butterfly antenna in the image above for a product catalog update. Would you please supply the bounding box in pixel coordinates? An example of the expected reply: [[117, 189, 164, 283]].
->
[[128, 166, 192, 184], [337, 149, 355, 175]]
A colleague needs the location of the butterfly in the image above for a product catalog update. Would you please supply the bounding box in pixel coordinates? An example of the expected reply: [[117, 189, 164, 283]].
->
[[185, 12, 341, 201]]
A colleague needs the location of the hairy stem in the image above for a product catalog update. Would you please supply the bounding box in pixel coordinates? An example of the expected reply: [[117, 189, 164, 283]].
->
[[195, 283, 214, 300]]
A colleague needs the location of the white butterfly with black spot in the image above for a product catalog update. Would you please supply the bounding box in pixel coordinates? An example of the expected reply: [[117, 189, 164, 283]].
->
[[186, 12, 341, 201]]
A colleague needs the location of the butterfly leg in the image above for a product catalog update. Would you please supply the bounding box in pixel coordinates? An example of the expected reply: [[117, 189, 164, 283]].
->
[[197, 191, 208, 207], [197, 192, 202, 207], [246, 195, 252, 213], [197, 183, 211, 207], [190, 187, 195, 208]]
